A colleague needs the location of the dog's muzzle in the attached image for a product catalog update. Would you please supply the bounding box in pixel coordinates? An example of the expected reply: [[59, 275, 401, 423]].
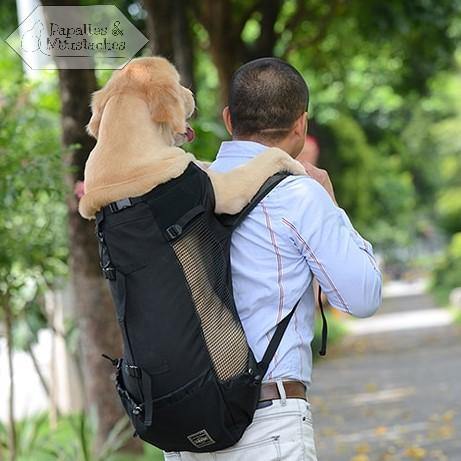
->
[[174, 124, 195, 146]]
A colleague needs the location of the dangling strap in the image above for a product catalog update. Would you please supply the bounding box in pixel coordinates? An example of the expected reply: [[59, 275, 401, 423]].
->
[[317, 287, 328, 356]]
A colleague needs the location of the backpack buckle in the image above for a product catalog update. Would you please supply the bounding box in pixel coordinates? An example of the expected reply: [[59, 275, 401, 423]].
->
[[165, 224, 182, 241], [97, 231, 116, 280], [132, 405, 142, 416], [109, 198, 132, 213], [125, 363, 142, 379], [102, 264, 116, 280]]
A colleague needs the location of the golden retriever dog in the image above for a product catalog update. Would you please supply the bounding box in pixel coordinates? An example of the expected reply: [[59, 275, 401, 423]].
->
[[78, 57, 305, 219]]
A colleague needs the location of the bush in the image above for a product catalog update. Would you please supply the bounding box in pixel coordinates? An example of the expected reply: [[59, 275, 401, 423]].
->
[[436, 187, 461, 235], [431, 232, 461, 305]]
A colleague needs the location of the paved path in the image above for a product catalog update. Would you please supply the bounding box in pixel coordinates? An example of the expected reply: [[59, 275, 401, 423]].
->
[[310, 289, 461, 461]]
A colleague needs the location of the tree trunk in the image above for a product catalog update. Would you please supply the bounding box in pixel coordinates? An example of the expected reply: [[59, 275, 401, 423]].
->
[[24, 310, 51, 399], [26, 344, 50, 399], [56, 66, 141, 453], [208, 42, 242, 109], [192, 0, 243, 107], [192, 0, 284, 106], [247, 0, 283, 60], [172, 0, 195, 90], [34, 0, 141, 453], [2, 294, 17, 461], [144, 0, 175, 60], [143, 0, 196, 90]]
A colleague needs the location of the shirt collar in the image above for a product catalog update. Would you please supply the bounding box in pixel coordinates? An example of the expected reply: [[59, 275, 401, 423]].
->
[[216, 140, 269, 160]]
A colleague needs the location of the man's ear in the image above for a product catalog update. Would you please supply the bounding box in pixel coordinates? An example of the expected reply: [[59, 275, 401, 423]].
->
[[293, 112, 308, 137], [222, 106, 233, 136], [291, 112, 309, 138]]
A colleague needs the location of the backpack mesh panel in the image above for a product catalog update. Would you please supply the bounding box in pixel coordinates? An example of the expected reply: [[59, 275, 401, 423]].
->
[[171, 214, 249, 381]]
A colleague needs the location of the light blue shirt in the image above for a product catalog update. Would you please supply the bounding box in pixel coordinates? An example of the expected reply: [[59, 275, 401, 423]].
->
[[210, 140, 382, 388]]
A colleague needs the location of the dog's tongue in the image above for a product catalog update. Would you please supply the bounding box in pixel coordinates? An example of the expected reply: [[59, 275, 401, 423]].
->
[[186, 125, 195, 143]]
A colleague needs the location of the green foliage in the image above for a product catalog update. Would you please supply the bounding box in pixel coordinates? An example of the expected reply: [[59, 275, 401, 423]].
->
[[352, 0, 461, 95], [368, 156, 417, 251], [451, 306, 461, 325], [0, 413, 49, 459], [185, 27, 228, 161], [436, 187, 461, 235], [0, 43, 68, 330], [319, 114, 376, 230], [431, 233, 461, 305], [431, 57, 461, 235], [0, 413, 164, 461], [312, 112, 418, 255], [0, 0, 17, 33]]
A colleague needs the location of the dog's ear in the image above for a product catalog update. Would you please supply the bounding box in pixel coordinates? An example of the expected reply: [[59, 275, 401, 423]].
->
[[86, 68, 122, 138], [147, 82, 186, 135], [87, 88, 105, 139]]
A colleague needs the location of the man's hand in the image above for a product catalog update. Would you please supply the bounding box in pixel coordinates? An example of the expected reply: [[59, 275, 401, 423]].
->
[[297, 160, 337, 205]]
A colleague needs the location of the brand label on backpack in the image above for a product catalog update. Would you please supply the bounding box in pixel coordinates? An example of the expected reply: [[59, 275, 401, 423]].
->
[[187, 429, 216, 448]]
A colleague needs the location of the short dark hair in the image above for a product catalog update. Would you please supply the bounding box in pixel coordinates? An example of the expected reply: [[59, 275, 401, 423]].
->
[[228, 57, 309, 141]]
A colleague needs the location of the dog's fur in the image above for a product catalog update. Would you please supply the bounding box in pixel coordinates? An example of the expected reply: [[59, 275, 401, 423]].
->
[[79, 57, 305, 219]]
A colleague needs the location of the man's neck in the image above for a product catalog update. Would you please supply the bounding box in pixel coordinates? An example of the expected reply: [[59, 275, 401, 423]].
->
[[232, 135, 297, 158]]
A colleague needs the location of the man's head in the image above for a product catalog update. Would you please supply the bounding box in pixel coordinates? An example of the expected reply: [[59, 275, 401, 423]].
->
[[223, 57, 309, 156]]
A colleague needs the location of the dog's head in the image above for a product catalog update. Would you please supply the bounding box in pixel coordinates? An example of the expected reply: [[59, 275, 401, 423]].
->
[[87, 57, 195, 144]]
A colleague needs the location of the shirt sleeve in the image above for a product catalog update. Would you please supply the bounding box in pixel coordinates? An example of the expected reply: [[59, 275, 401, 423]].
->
[[280, 177, 382, 318]]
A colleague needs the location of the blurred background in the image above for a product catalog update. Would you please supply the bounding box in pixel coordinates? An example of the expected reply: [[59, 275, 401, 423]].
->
[[0, 1, 460, 460]]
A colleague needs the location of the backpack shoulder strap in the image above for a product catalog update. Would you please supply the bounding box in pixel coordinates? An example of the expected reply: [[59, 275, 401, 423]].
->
[[258, 287, 328, 378], [217, 171, 329, 377], [218, 172, 290, 229]]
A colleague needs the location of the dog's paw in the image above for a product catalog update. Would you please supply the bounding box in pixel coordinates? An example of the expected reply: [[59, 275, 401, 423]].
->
[[260, 147, 305, 175], [281, 157, 306, 175], [259, 147, 288, 161]]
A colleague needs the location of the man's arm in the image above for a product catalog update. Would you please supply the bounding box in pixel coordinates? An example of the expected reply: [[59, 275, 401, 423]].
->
[[281, 177, 382, 318]]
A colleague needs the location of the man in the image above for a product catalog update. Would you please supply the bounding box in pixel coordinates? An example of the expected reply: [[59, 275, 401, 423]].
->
[[171, 58, 382, 460]]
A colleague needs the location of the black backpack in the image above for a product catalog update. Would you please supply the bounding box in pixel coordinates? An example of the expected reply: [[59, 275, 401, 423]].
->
[[95, 162, 327, 452]]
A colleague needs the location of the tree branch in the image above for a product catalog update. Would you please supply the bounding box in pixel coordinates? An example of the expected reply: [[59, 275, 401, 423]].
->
[[248, 0, 283, 59], [284, 0, 309, 33], [238, 0, 265, 35], [283, 0, 342, 57]]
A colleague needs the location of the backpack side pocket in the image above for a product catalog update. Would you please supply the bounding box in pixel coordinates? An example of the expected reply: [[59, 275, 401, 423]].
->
[[106, 357, 154, 436]]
